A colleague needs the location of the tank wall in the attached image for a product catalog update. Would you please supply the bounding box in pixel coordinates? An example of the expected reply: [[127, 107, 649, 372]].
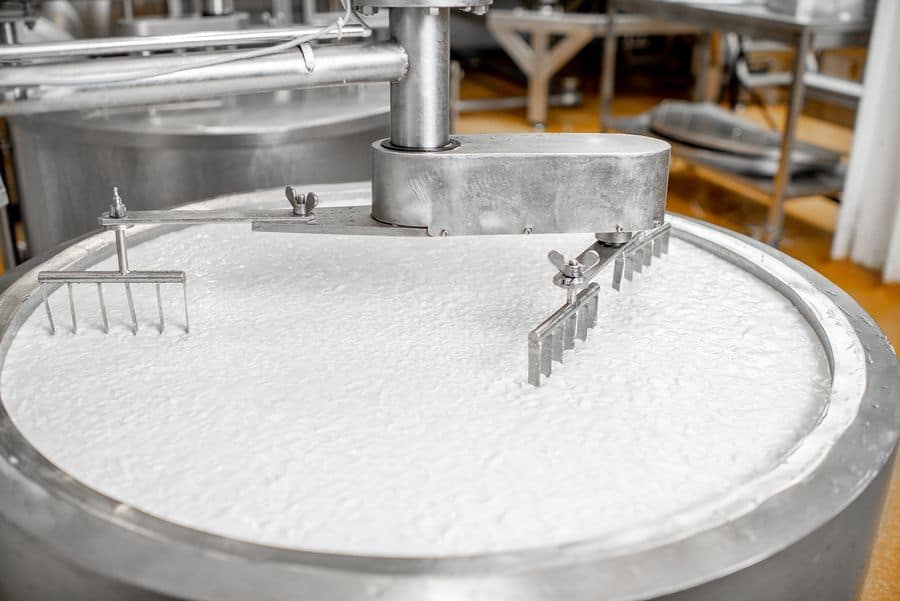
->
[[0, 452, 893, 601], [10, 120, 388, 256]]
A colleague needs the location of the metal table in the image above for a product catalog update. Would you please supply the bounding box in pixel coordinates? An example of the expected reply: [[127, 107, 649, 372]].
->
[[600, 0, 872, 244], [487, 8, 700, 127]]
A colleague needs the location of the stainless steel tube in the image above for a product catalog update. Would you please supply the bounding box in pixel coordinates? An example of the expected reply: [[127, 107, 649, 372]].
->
[[0, 42, 408, 115], [0, 25, 369, 62], [388, 7, 451, 150]]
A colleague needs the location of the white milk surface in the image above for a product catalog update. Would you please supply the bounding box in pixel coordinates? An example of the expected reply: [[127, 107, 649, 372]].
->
[[1, 210, 832, 557]]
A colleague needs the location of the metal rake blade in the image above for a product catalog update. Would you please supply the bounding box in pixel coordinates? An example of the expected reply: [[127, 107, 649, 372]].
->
[[528, 223, 671, 386], [37, 271, 189, 336], [37, 188, 189, 336], [611, 224, 671, 292]]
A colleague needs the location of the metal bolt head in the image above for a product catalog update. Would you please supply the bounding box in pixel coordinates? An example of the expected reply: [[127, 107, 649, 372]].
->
[[439, 229, 449, 237], [110, 186, 127, 218], [522, 226, 533, 235], [359, 5, 378, 16]]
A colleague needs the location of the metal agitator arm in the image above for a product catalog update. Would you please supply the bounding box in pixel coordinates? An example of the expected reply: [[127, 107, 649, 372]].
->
[[4, 0, 672, 384]]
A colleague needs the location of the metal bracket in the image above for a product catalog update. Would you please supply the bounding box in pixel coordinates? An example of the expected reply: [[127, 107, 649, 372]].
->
[[528, 223, 671, 386], [372, 133, 670, 237]]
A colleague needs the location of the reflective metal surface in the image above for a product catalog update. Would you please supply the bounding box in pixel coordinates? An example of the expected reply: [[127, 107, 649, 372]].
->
[[648, 101, 842, 170], [10, 86, 390, 255], [0, 183, 896, 601], [372, 133, 670, 235]]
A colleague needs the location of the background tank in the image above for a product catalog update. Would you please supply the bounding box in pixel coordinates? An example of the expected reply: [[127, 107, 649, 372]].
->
[[9, 84, 390, 255]]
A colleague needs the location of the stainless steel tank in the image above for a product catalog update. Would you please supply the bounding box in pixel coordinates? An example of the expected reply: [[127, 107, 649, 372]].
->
[[0, 182, 897, 601], [9, 85, 390, 255]]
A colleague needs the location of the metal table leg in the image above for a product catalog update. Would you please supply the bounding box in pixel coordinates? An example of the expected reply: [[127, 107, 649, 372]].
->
[[766, 29, 811, 246], [490, 22, 593, 129], [599, 0, 617, 131], [692, 31, 712, 102]]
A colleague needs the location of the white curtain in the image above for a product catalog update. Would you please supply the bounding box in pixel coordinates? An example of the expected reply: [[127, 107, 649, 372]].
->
[[831, 0, 900, 282]]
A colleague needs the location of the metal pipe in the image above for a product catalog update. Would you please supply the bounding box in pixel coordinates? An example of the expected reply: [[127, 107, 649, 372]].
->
[[0, 42, 408, 115], [388, 7, 451, 150], [0, 25, 369, 62]]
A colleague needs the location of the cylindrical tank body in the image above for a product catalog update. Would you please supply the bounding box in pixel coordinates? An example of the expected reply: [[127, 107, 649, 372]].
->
[[9, 85, 390, 255], [0, 184, 896, 601]]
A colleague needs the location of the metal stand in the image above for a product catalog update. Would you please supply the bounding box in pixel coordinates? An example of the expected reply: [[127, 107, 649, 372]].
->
[[600, 0, 872, 246], [488, 8, 699, 127]]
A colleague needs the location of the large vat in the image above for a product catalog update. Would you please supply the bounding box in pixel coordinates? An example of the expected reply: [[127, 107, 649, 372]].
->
[[0, 182, 897, 600], [9, 85, 389, 255]]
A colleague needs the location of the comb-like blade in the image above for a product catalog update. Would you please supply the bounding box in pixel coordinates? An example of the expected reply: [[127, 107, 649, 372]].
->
[[564, 313, 576, 350], [125, 282, 138, 335], [156, 283, 165, 334], [528, 336, 541, 387], [67, 283, 77, 334], [643, 243, 653, 267], [652, 235, 663, 258], [552, 327, 564, 362], [633, 248, 644, 274], [624, 253, 635, 283], [41, 284, 56, 336], [587, 294, 599, 328], [97, 283, 109, 334], [540, 337, 552, 376], [612, 255, 624, 291], [182, 281, 190, 334], [576, 304, 589, 340]]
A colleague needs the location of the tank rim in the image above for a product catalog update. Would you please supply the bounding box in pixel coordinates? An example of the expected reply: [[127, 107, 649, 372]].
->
[[0, 183, 896, 601]]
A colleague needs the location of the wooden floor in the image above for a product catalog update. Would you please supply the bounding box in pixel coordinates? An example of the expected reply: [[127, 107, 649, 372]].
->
[[457, 72, 900, 600]]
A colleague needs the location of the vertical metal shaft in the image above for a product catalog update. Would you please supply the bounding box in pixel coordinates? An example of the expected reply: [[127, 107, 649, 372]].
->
[[115, 229, 129, 275], [389, 7, 451, 150], [599, 0, 617, 131]]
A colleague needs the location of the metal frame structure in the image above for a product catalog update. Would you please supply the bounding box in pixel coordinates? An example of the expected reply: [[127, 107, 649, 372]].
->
[[600, 0, 872, 245], [487, 7, 700, 127]]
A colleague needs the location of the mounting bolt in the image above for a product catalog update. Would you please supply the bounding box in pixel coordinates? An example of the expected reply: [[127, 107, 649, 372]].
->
[[285, 186, 318, 218], [110, 186, 127, 218], [359, 5, 378, 15], [522, 226, 533, 235], [440, 229, 449, 237]]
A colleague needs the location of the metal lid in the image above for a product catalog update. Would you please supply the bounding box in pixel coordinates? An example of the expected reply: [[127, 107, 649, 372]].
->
[[11, 84, 390, 148]]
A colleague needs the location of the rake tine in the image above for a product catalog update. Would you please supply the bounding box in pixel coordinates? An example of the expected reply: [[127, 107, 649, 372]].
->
[[97, 283, 109, 334], [652, 236, 663, 258], [552, 327, 564, 362], [66, 283, 77, 334], [576, 304, 589, 340], [633, 248, 644, 274], [540, 337, 552, 377], [155, 283, 165, 334], [564, 313, 577, 350], [642, 242, 653, 267], [587, 294, 599, 328], [624, 253, 635, 283], [661, 229, 670, 254], [182, 281, 190, 334], [528, 336, 541, 387], [41, 284, 56, 335], [612, 256, 624, 291], [125, 283, 138, 335]]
